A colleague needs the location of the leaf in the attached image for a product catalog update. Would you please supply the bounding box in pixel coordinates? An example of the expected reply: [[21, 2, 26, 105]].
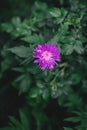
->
[[50, 8, 61, 18], [50, 8, 67, 24], [64, 127, 74, 130], [70, 73, 82, 84], [74, 41, 84, 54], [8, 110, 30, 130], [19, 110, 30, 129], [35, 1, 47, 12], [29, 87, 41, 98], [11, 17, 21, 27], [65, 116, 81, 123], [63, 44, 74, 55], [58, 23, 69, 36], [50, 34, 59, 45], [22, 34, 44, 44], [32, 111, 48, 130], [19, 74, 31, 94], [1, 17, 31, 37], [42, 88, 50, 101], [9, 116, 21, 128], [12, 73, 31, 94], [8, 46, 32, 58], [1, 23, 13, 33]]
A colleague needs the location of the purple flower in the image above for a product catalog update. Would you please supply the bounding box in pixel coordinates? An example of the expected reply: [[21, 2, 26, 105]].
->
[[33, 43, 61, 70]]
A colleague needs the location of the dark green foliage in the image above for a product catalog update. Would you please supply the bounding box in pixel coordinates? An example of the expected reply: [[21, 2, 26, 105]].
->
[[0, 0, 87, 130]]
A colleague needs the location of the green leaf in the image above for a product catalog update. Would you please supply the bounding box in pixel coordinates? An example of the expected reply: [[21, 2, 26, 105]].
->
[[74, 41, 84, 54], [32, 111, 48, 130], [65, 116, 81, 123], [50, 34, 59, 45], [11, 17, 21, 27], [50, 8, 61, 18], [8, 110, 30, 130], [63, 44, 74, 55], [9, 116, 21, 128], [1, 17, 31, 37], [19, 75, 31, 94], [70, 73, 82, 84], [8, 46, 32, 58], [13, 74, 31, 94], [1, 23, 13, 33], [22, 34, 44, 44], [19, 110, 30, 129], [50, 8, 67, 24], [29, 87, 41, 98], [64, 127, 74, 130], [42, 88, 50, 101], [58, 23, 69, 36]]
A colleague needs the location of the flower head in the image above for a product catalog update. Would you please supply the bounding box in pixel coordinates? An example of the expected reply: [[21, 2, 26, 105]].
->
[[33, 43, 61, 70]]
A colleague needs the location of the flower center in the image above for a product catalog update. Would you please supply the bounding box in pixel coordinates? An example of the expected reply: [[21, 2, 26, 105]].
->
[[42, 51, 52, 61]]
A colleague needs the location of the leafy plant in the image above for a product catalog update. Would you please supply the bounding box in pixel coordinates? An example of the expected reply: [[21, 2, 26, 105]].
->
[[0, 0, 87, 130]]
